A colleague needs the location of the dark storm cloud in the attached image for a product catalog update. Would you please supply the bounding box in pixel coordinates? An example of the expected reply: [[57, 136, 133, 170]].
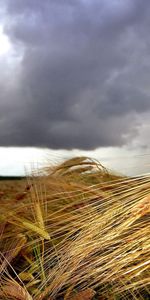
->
[[1, 0, 150, 149]]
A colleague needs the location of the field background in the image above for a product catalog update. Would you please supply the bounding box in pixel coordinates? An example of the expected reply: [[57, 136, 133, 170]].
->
[[0, 157, 150, 300]]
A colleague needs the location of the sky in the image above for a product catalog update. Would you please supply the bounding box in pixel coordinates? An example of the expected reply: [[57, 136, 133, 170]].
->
[[0, 0, 150, 176]]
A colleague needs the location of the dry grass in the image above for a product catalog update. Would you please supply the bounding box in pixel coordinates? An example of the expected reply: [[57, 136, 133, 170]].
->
[[0, 157, 150, 299]]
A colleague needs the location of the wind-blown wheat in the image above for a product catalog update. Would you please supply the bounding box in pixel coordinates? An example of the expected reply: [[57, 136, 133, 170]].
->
[[0, 157, 149, 299]]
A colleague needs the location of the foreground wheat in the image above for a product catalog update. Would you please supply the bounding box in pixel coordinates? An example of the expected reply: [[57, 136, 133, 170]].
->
[[0, 157, 150, 299]]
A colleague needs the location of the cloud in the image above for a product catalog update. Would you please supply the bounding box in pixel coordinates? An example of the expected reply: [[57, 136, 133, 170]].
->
[[0, 0, 150, 149]]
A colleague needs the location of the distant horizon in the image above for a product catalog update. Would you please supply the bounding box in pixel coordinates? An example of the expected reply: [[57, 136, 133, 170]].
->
[[0, 146, 150, 177]]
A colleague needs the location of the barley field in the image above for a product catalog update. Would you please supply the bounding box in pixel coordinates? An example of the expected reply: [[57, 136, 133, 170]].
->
[[0, 157, 150, 299]]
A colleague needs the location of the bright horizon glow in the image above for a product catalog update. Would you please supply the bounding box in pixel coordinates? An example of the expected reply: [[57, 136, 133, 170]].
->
[[0, 26, 11, 56], [0, 147, 150, 177], [0, 148, 48, 176]]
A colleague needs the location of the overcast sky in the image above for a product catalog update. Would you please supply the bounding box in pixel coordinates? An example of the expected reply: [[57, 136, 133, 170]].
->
[[0, 0, 150, 175]]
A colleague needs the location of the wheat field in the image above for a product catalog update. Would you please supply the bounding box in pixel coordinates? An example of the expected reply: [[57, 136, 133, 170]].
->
[[0, 157, 150, 299]]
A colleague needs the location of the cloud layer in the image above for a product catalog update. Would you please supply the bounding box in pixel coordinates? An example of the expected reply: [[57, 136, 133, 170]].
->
[[0, 0, 150, 149]]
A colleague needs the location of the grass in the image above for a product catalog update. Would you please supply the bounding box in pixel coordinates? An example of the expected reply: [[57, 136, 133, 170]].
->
[[0, 156, 150, 299]]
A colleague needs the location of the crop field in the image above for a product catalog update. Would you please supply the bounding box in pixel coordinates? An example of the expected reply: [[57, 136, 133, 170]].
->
[[0, 157, 150, 299]]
